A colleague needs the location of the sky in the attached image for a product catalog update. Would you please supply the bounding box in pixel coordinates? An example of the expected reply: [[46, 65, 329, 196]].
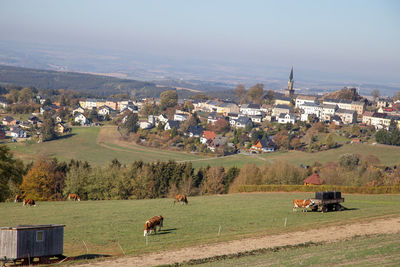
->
[[0, 0, 399, 82]]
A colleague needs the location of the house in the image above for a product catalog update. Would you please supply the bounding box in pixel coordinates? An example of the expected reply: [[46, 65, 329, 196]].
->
[[139, 120, 153, 129], [299, 102, 322, 121], [98, 105, 115, 116], [208, 136, 228, 152], [10, 127, 27, 138], [217, 102, 239, 116], [174, 113, 189, 122], [55, 123, 68, 134], [200, 131, 216, 144], [164, 120, 180, 130], [120, 104, 138, 113], [336, 109, 357, 124], [40, 104, 59, 115], [250, 139, 275, 153], [2, 116, 14, 126], [52, 114, 63, 123], [278, 113, 296, 124], [362, 112, 391, 129], [272, 104, 292, 117], [73, 105, 85, 115], [105, 98, 119, 110], [323, 99, 364, 114], [74, 112, 89, 125], [321, 104, 338, 121], [187, 125, 204, 138], [304, 173, 323, 185], [377, 98, 389, 108], [240, 104, 262, 116], [249, 115, 263, 124], [234, 116, 253, 128], [207, 113, 226, 124], [274, 96, 292, 106], [157, 114, 169, 125], [331, 115, 342, 125], [295, 95, 318, 108]]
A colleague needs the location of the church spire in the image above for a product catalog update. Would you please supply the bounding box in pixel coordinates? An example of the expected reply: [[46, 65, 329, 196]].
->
[[285, 66, 294, 98], [289, 66, 293, 82]]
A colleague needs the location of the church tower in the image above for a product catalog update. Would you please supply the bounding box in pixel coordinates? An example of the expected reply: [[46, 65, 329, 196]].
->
[[285, 66, 294, 98]]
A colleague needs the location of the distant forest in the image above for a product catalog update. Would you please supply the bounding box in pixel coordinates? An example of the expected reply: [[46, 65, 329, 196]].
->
[[0, 65, 192, 98]]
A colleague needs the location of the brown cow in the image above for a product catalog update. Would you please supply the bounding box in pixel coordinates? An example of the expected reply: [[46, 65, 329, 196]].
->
[[14, 194, 22, 203], [23, 199, 36, 207], [144, 215, 164, 236], [293, 199, 314, 212], [68, 193, 81, 201], [174, 194, 188, 205]]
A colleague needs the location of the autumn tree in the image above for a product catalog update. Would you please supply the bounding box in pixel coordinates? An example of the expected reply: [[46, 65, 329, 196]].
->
[[234, 84, 247, 104], [0, 145, 25, 201], [20, 160, 55, 201], [202, 166, 225, 195], [371, 89, 380, 102], [41, 116, 57, 141], [160, 90, 178, 110], [247, 83, 264, 104], [123, 112, 139, 133]]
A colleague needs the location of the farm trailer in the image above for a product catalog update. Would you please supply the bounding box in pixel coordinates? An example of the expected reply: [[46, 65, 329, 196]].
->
[[310, 191, 344, 213], [0, 224, 65, 266]]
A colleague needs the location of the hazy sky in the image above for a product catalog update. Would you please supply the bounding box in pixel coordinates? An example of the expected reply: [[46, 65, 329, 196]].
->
[[1, 0, 399, 82]]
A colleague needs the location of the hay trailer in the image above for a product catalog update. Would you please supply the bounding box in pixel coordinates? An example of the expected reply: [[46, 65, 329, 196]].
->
[[0, 224, 65, 266], [310, 191, 344, 213]]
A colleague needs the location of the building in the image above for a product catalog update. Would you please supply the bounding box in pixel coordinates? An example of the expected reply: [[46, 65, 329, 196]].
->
[[72, 105, 85, 115], [299, 102, 322, 121], [200, 131, 216, 144], [164, 120, 180, 130], [278, 113, 296, 124], [250, 139, 275, 153], [74, 112, 89, 125], [323, 99, 364, 114], [295, 95, 318, 108], [272, 104, 292, 117], [285, 66, 295, 98], [55, 123, 68, 134], [362, 112, 391, 129], [187, 125, 204, 138], [174, 113, 189, 122], [10, 127, 27, 138], [321, 104, 338, 121], [216, 102, 240, 116], [304, 173, 323, 185], [2, 116, 14, 126], [240, 104, 262, 116], [336, 109, 357, 124], [274, 96, 292, 106], [234, 116, 253, 128], [98, 105, 114, 116]]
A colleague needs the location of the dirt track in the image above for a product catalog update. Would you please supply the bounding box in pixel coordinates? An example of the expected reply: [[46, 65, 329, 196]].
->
[[75, 216, 400, 267]]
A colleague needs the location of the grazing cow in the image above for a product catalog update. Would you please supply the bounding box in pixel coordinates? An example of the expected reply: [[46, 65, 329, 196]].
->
[[14, 194, 22, 203], [23, 199, 36, 207], [144, 215, 164, 236], [68, 193, 81, 201], [293, 199, 314, 212], [174, 194, 188, 205]]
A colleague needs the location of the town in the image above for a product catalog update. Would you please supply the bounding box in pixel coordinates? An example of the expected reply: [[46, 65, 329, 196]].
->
[[1, 68, 399, 155]]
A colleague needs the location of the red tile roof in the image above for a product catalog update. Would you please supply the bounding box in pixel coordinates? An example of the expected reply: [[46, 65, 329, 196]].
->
[[304, 173, 324, 185], [203, 131, 216, 140]]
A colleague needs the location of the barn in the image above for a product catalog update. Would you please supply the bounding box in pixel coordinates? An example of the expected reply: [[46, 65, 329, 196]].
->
[[0, 224, 65, 264]]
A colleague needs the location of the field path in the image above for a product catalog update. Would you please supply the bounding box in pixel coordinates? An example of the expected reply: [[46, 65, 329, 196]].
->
[[76, 216, 400, 267]]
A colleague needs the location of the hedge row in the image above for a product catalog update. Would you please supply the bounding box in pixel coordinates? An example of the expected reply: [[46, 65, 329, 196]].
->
[[236, 184, 400, 194]]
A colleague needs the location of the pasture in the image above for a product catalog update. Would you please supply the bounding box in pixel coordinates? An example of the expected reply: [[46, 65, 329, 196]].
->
[[6, 126, 400, 168], [189, 233, 400, 266], [1, 193, 400, 258]]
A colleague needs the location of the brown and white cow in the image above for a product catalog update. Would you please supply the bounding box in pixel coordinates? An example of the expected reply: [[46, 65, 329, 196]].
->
[[14, 194, 22, 203], [293, 199, 314, 212], [23, 199, 36, 207], [68, 193, 81, 201], [144, 215, 164, 236], [174, 194, 188, 205]]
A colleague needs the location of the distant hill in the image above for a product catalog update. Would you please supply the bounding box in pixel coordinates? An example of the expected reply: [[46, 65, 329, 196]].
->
[[0, 65, 176, 98]]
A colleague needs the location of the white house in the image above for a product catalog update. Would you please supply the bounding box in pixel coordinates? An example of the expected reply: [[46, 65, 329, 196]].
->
[[164, 120, 180, 130], [233, 116, 253, 128], [73, 105, 85, 115], [174, 113, 189, 122], [278, 113, 296, 124], [240, 104, 262, 116], [74, 112, 89, 125], [85, 98, 98, 110], [299, 102, 323, 121], [295, 95, 318, 108], [157, 114, 169, 124], [98, 105, 114, 116], [321, 104, 338, 121]]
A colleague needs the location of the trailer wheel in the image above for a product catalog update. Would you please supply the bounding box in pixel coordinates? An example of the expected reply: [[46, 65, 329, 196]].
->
[[321, 206, 328, 213]]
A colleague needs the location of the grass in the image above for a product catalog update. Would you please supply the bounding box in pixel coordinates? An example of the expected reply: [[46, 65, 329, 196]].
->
[[186, 233, 400, 266], [1, 193, 400, 258], [6, 125, 400, 167]]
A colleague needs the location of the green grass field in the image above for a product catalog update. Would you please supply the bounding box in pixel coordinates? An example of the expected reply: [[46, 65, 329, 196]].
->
[[188, 233, 400, 266], [1, 193, 399, 257], [6, 126, 400, 168]]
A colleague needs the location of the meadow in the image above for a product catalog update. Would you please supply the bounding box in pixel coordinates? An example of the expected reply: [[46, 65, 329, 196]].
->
[[6, 126, 400, 168], [1, 193, 399, 258], [187, 233, 400, 266]]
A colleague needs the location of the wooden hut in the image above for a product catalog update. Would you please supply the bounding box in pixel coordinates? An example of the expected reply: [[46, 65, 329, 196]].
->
[[0, 224, 65, 263], [304, 173, 323, 185]]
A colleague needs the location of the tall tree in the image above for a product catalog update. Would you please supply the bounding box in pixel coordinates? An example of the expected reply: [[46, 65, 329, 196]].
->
[[20, 160, 55, 201], [0, 145, 25, 202], [247, 83, 264, 104], [123, 112, 139, 133], [371, 89, 380, 102], [160, 90, 178, 110], [234, 84, 247, 104], [41, 117, 57, 141]]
